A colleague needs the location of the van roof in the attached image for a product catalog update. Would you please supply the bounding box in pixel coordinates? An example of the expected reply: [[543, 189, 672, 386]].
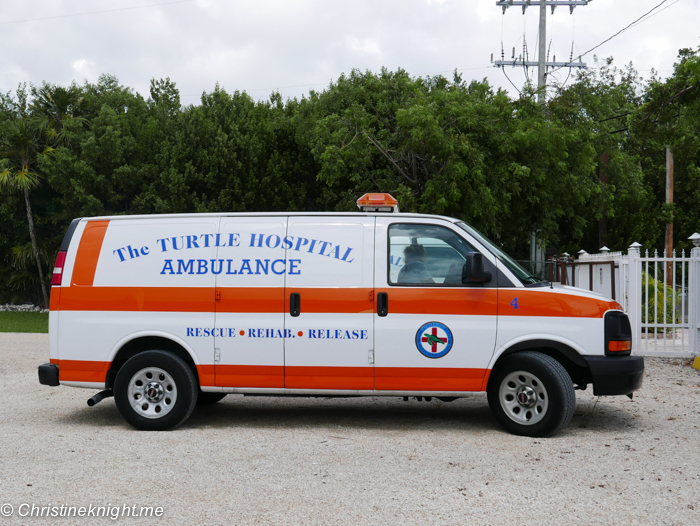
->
[[79, 212, 463, 223]]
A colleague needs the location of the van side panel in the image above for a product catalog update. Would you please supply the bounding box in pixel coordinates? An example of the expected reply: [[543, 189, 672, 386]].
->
[[56, 218, 219, 386], [490, 288, 616, 369]]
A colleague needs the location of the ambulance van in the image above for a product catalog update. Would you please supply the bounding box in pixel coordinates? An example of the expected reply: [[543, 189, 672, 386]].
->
[[38, 194, 643, 436]]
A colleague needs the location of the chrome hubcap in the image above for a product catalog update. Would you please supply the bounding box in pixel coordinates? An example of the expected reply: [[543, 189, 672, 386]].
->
[[516, 385, 537, 408], [145, 382, 165, 403], [128, 367, 177, 419], [499, 371, 549, 425]]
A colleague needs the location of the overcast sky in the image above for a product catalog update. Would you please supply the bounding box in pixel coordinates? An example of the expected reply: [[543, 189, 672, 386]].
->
[[2, 0, 698, 104]]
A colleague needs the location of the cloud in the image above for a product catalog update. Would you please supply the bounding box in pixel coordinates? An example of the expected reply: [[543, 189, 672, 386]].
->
[[0, 0, 696, 102], [72, 59, 96, 80], [347, 37, 382, 56]]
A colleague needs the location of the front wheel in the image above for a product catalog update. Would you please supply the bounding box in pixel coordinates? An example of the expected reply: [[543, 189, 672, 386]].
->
[[114, 351, 198, 431], [487, 351, 575, 437]]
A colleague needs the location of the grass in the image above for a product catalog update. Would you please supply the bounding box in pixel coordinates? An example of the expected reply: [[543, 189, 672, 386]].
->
[[0, 311, 49, 333]]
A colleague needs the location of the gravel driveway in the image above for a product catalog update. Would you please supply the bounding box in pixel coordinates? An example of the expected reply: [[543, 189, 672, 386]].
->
[[1, 333, 698, 525]]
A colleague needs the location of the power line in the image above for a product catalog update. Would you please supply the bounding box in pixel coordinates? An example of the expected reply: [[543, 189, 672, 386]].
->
[[626, 0, 683, 31], [179, 66, 494, 98], [501, 69, 522, 95], [548, 0, 679, 75], [0, 0, 198, 25]]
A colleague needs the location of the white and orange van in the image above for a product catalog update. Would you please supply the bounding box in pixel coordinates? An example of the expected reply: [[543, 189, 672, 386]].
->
[[38, 194, 643, 436]]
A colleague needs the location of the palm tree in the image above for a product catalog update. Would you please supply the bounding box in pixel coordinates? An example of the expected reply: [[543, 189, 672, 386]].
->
[[32, 84, 86, 147], [0, 118, 54, 307]]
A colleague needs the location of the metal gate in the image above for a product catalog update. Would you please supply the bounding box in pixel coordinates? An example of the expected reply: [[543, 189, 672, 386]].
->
[[625, 243, 700, 357], [574, 237, 700, 357]]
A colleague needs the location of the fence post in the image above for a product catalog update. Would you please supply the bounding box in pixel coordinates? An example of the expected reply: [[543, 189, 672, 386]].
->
[[627, 242, 642, 355], [689, 234, 700, 356]]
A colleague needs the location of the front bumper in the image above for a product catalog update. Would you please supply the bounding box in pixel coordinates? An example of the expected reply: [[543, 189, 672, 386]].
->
[[38, 363, 60, 386], [583, 355, 644, 396]]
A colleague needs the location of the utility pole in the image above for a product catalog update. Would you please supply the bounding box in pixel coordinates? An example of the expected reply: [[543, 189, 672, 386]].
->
[[493, 0, 592, 269], [538, 1, 547, 104], [493, 1, 591, 103], [599, 151, 608, 249], [666, 147, 674, 284]]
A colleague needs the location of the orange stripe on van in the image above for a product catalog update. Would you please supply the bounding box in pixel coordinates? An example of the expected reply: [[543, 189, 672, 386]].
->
[[498, 290, 619, 318], [215, 365, 284, 388], [480, 369, 492, 391], [285, 366, 374, 390], [54, 360, 489, 392], [49, 287, 61, 311], [58, 359, 111, 383], [59, 286, 214, 312], [217, 287, 283, 313], [286, 288, 374, 314], [56, 287, 375, 314], [376, 367, 487, 391], [381, 288, 498, 316], [72, 220, 110, 286], [197, 364, 216, 387]]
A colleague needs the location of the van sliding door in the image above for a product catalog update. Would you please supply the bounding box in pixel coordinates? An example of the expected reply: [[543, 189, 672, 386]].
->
[[213, 217, 287, 388], [283, 217, 375, 390]]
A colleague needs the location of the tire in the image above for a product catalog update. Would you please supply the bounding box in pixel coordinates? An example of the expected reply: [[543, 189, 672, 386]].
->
[[487, 351, 575, 437], [114, 351, 198, 431], [197, 392, 227, 405]]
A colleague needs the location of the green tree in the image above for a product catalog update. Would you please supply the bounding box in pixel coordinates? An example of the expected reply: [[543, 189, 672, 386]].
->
[[0, 117, 54, 306], [631, 47, 700, 252], [31, 83, 86, 147], [550, 57, 653, 252]]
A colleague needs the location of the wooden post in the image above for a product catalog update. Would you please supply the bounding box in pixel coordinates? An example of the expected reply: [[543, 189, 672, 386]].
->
[[599, 152, 608, 249], [666, 147, 674, 285]]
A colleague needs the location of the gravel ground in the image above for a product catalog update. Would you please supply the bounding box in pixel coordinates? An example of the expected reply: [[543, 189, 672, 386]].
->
[[1, 333, 699, 526]]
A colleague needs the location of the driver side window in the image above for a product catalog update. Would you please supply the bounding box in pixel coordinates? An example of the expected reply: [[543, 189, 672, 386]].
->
[[388, 224, 477, 286]]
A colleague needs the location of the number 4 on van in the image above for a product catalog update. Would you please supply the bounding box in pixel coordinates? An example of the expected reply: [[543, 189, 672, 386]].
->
[[38, 193, 643, 437]]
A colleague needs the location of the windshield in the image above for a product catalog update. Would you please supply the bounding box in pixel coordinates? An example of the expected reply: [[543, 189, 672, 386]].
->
[[455, 222, 541, 285]]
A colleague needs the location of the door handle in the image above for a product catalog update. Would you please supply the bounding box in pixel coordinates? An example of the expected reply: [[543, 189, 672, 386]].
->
[[290, 293, 301, 317], [377, 292, 388, 317]]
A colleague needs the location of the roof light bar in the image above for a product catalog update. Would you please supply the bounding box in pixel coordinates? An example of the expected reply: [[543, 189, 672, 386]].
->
[[356, 193, 400, 213]]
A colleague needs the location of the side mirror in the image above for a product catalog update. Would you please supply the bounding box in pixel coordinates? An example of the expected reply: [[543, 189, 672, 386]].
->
[[462, 252, 492, 284]]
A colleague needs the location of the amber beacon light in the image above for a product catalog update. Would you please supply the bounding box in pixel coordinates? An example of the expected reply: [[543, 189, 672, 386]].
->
[[356, 193, 400, 213]]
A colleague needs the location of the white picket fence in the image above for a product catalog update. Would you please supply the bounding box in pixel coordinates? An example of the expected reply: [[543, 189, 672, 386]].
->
[[574, 237, 700, 357]]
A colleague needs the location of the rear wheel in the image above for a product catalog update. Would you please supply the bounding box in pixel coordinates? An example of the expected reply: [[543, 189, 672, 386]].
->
[[114, 351, 198, 431], [487, 351, 575, 437]]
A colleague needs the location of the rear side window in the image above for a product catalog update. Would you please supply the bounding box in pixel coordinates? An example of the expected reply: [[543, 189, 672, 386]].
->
[[389, 224, 476, 286]]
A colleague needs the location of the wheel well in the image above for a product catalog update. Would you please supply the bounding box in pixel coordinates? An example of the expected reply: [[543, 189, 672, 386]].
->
[[107, 336, 199, 389], [490, 340, 592, 389]]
